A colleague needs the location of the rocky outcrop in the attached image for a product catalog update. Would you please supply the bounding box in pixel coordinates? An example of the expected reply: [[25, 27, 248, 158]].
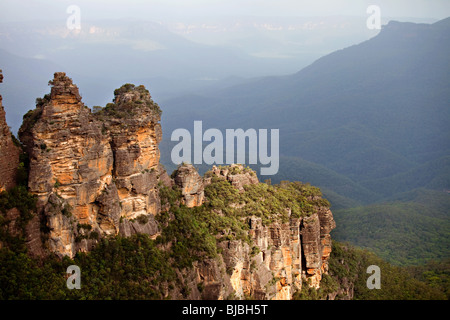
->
[[170, 207, 335, 301], [300, 206, 336, 288], [19, 72, 114, 257], [98, 84, 165, 219], [173, 163, 204, 207], [206, 164, 259, 191], [0, 70, 45, 256], [217, 208, 335, 300], [18, 73, 167, 257], [175, 166, 336, 300], [217, 218, 300, 300], [0, 70, 20, 192]]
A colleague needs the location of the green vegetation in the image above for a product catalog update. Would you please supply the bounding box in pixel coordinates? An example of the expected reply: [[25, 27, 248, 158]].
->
[[406, 258, 450, 299], [204, 175, 327, 226], [0, 186, 37, 231], [35, 94, 51, 109], [94, 83, 162, 119], [77, 223, 92, 231], [1, 171, 447, 300], [158, 183, 182, 207], [154, 175, 330, 270], [20, 105, 43, 134], [156, 205, 217, 269], [333, 189, 450, 266], [61, 204, 72, 217], [53, 180, 61, 189], [156, 181, 249, 266], [205, 164, 256, 177], [113, 83, 147, 97], [0, 234, 175, 299], [294, 241, 447, 300], [136, 214, 149, 225], [0, 186, 37, 253]]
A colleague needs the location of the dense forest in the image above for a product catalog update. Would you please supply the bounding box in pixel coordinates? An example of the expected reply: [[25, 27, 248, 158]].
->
[[295, 242, 448, 300]]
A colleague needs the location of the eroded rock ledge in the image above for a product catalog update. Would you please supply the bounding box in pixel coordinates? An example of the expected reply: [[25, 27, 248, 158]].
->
[[168, 163, 336, 299]]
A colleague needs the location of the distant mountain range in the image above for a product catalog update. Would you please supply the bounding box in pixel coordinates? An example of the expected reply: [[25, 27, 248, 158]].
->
[[0, 16, 380, 134], [160, 17, 450, 265], [161, 17, 450, 200]]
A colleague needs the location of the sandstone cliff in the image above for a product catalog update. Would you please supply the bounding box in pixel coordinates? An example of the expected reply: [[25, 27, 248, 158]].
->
[[210, 172, 334, 300], [173, 163, 204, 207], [18, 73, 169, 258], [164, 163, 335, 300]]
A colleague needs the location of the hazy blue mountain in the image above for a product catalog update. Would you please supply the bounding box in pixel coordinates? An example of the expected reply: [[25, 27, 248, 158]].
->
[[0, 17, 379, 134], [161, 17, 450, 199], [159, 18, 450, 265]]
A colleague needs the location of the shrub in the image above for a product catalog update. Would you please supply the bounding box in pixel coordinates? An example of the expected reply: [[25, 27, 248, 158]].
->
[[78, 223, 92, 231], [61, 204, 72, 217], [136, 214, 149, 225]]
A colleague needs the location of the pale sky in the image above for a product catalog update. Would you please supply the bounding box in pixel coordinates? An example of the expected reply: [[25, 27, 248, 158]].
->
[[0, 0, 449, 22]]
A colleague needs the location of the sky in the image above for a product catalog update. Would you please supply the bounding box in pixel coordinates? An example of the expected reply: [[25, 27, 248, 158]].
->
[[0, 0, 449, 22]]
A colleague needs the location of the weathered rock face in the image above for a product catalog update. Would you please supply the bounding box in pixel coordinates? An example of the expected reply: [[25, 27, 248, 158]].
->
[[177, 167, 336, 300], [173, 163, 204, 207], [0, 70, 20, 192], [216, 208, 335, 300], [300, 206, 336, 288], [99, 84, 164, 219], [18, 73, 167, 257], [19, 73, 114, 257], [176, 208, 335, 301]]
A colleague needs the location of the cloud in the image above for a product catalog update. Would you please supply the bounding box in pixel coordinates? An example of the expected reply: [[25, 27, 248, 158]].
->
[[0, 0, 449, 22]]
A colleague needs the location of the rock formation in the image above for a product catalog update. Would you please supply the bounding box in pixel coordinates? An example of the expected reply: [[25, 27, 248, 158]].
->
[[18, 73, 169, 257], [194, 171, 335, 300], [173, 163, 204, 207], [165, 164, 335, 300], [0, 70, 20, 192]]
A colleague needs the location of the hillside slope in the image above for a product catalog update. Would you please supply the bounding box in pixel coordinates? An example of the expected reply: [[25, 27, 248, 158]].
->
[[160, 18, 450, 265]]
